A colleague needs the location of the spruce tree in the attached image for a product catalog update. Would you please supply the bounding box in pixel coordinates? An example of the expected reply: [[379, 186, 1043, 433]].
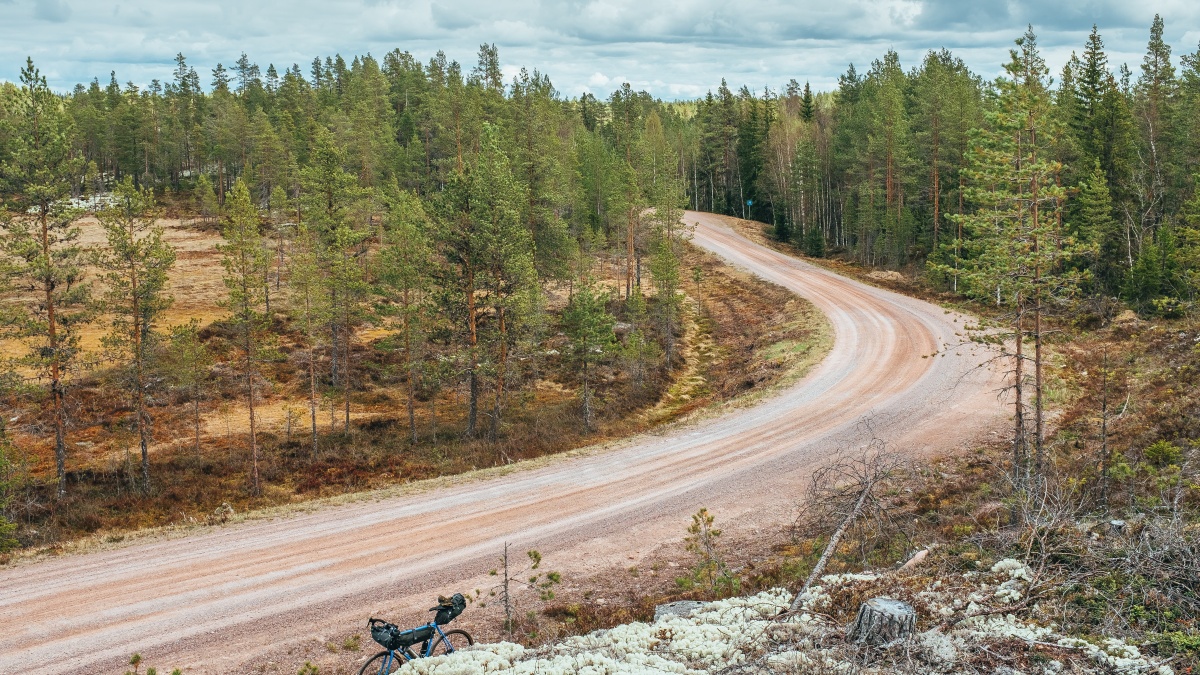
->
[[1074, 25, 1110, 163], [800, 81, 815, 122], [1179, 176, 1200, 297], [1073, 162, 1121, 293], [1135, 14, 1177, 230]]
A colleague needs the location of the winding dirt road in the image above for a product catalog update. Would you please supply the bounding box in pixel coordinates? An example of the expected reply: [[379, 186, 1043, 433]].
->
[[0, 212, 1006, 674]]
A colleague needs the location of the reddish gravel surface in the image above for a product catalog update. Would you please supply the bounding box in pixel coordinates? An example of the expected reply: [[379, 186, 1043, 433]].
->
[[0, 212, 1006, 674]]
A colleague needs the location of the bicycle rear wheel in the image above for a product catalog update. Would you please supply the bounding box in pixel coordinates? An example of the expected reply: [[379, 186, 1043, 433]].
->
[[358, 650, 403, 675], [430, 629, 473, 655]]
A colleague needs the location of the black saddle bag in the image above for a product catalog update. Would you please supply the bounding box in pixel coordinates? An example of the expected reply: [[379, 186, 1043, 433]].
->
[[432, 593, 466, 625]]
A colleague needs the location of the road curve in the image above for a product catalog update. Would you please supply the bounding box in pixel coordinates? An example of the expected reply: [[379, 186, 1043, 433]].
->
[[0, 212, 1005, 674]]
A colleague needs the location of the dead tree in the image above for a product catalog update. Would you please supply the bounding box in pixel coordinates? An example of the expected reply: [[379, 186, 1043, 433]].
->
[[788, 436, 907, 613]]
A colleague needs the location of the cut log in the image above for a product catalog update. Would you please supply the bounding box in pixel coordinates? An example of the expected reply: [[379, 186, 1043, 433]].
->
[[846, 597, 916, 645]]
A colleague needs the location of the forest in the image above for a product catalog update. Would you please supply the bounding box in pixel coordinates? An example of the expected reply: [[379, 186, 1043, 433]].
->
[[1, 15, 1199, 552]]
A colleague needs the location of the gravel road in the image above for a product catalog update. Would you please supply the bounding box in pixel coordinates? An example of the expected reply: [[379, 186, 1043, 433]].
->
[[0, 212, 1006, 674]]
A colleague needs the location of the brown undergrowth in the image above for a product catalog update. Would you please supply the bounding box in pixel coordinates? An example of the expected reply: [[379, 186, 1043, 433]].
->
[[0, 240, 827, 556], [510, 310, 1200, 671]]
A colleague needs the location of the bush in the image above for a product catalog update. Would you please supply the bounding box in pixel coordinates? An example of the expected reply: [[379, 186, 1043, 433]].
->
[[1149, 296, 1186, 318], [1144, 440, 1182, 468]]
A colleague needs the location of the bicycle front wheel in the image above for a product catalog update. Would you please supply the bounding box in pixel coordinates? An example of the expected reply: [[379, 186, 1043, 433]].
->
[[430, 629, 473, 655], [358, 650, 402, 675]]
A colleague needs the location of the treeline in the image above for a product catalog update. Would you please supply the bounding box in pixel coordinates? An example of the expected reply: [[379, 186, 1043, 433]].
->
[[687, 16, 1200, 313], [3, 16, 1200, 512], [0, 45, 690, 507]]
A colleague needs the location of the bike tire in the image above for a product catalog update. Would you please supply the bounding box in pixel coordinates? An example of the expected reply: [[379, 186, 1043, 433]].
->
[[430, 629, 473, 655], [358, 650, 402, 675]]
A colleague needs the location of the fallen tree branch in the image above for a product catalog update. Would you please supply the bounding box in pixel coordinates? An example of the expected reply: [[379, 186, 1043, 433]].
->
[[788, 476, 876, 613]]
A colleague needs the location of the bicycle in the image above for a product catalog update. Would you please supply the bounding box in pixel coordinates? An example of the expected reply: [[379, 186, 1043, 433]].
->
[[359, 594, 473, 674]]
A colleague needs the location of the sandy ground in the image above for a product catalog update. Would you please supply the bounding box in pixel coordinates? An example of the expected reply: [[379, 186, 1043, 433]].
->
[[0, 212, 1008, 674]]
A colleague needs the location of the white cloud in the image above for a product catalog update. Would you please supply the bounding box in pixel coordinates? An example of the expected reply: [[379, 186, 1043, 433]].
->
[[34, 0, 70, 22], [1, 0, 1199, 99]]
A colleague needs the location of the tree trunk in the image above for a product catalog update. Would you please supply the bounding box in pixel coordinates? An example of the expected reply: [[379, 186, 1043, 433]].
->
[[403, 298, 417, 445], [42, 212, 67, 498], [581, 361, 592, 433], [343, 317, 351, 433], [846, 598, 916, 645], [626, 208, 635, 300], [246, 339, 259, 495], [132, 257, 149, 494], [491, 306, 507, 441], [466, 268, 479, 437], [789, 476, 875, 612], [309, 342, 319, 459], [193, 395, 201, 458], [1013, 303, 1027, 493]]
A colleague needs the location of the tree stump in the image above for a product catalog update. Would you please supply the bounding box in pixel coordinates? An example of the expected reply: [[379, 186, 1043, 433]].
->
[[846, 597, 916, 645]]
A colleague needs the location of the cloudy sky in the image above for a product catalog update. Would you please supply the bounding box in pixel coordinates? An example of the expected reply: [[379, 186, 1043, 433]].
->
[[1, 0, 1198, 99]]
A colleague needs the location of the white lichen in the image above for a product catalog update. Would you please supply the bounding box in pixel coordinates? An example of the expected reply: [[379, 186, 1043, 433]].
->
[[399, 570, 1174, 675]]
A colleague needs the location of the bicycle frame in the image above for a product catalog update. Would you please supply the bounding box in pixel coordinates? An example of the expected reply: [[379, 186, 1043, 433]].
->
[[375, 622, 457, 669]]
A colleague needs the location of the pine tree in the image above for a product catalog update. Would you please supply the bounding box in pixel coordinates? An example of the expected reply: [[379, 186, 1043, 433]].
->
[[435, 169, 486, 437], [562, 278, 615, 432], [471, 126, 537, 439], [941, 27, 1083, 492], [509, 68, 574, 281], [218, 179, 271, 493], [301, 128, 368, 432], [866, 51, 914, 265], [94, 178, 177, 492], [287, 222, 330, 456], [195, 173, 218, 223], [164, 320, 212, 458], [913, 50, 976, 252], [375, 188, 432, 444], [0, 59, 92, 497]]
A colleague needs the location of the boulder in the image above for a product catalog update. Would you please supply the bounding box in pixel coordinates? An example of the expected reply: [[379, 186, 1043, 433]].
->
[[653, 600, 708, 622]]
